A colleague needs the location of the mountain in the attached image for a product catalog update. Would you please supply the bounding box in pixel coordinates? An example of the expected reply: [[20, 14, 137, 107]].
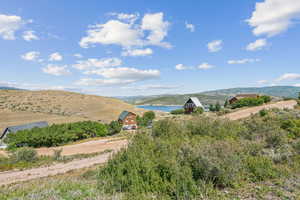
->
[[120, 86, 300, 106], [0, 86, 21, 90], [0, 90, 143, 131]]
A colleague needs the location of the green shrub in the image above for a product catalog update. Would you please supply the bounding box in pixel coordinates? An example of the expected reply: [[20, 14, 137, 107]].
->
[[259, 109, 268, 117], [170, 108, 184, 115], [245, 156, 278, 182], [108, 120, 122, 135], [137, 111, 156, 127], [265, 131, 287, 148], [193, 107, 204, 115], [10, 147, 37, 162], [231, 97, 264, 109], [5, 121, 109, 148], [261, 95, 271, 103]]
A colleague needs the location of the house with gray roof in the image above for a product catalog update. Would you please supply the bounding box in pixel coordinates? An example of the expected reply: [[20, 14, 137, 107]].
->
[[118, 111, 137, 130], [184, 97, 204, 114], [0, 121, 48, 140]]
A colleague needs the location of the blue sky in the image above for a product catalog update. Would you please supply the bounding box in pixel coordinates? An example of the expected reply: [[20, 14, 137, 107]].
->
[[0, 0, 300, 96]]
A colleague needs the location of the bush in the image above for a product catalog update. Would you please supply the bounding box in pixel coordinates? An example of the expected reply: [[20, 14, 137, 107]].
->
[[261, 95, 271, 103], [137, 111, 156, 127], [5, 121, 109, 148], [10, 147, 37, 162], [170, 108, 184, 115], [108, 120, 122, 135], [259, 109, 268, 117], [231, 97, 264, 109], [193, 107, 204, 115]]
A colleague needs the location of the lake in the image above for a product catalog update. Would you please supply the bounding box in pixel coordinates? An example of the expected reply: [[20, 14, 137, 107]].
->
[[137, 105, 183, 113]]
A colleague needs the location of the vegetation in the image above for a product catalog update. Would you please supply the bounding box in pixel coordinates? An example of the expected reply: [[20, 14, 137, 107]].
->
[[231, 96, 271, 109], [137, 111, 156, 127], [4, 121, 113, 149], [96, 109, 300, 199], [170, 108, 185, 115], [209, 102, 221, 112]]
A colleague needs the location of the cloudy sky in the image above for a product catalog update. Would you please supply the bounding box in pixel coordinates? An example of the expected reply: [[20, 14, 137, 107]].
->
[[0, 0, 300, 96]]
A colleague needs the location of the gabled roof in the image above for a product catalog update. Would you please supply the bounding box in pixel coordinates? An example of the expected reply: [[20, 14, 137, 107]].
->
[[185, 97, 204, 108], [1, 121, 48, 139], [118, 111, 136, 121]]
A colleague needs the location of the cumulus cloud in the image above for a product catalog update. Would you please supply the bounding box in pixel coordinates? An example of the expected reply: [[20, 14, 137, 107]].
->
[[185, 22, 195, 32], [49, 52, 63, 61], [247, 0, 300, 37], [80, 12, 171, 49], [246, 39, 267, 51], [228, 58, 260, 64], [175, 64, 192, 71], [277, 73, 300, 81], [76, 67, 160, 86], [21, 51, 40, 61], [73, 57, 122, 70], [0, 14, 26, 40], [23, 30, 39, 41], [198, 63, 214, 70], [207, 40, 223, 52], [42, 64, 71, 76], [122, 48, 153, 57]]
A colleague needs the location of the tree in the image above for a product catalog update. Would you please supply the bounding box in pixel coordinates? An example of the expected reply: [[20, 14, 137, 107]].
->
[[215, 102, 221, 112], [224, 99, 229, 108], [209, 104, 215, 112], [108, 120, 122, 135]]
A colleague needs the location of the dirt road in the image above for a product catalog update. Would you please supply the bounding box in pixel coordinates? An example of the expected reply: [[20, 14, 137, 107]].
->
[[0, 139, 128, 186], [223, 100, 297, 120]]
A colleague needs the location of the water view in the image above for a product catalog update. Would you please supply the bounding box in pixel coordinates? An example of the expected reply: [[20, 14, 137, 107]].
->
[[137, 105, 182, 112]]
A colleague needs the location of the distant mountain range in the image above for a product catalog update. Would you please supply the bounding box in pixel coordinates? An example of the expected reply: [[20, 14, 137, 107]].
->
[[0, 86, 21, 90], [118, 86, 300, 106]]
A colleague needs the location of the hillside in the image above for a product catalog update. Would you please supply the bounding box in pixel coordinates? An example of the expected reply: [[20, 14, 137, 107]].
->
[[0, 86, 21, 90], [0, 90, 143, 132], [122, 86, 300, 106]]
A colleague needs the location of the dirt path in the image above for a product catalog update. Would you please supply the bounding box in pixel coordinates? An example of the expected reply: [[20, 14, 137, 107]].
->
[[0, 139, 127, 186], [223, 100, 297, 120]]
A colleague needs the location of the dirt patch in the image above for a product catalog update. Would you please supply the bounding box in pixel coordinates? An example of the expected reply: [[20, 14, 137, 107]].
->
[[223, 100, 297, 120], [0, 139, 127, 186]]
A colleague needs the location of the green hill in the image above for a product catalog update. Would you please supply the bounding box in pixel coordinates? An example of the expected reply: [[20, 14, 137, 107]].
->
[[121, 86, 300, 106]]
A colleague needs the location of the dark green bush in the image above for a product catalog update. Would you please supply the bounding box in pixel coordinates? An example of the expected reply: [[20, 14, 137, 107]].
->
[[170, 108, 184, 115], [137, 111, 156, 127], [108, 120, 122, 135], [260, 95, 271, 103], [231, 97, 264, 109], [259, 109, 268, 117], [5, 121, 109, 148]]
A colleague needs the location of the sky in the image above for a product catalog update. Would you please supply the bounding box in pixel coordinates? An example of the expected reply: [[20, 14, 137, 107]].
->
[[0, 0, 300, 96]]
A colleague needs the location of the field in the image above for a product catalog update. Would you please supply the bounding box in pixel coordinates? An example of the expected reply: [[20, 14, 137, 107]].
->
[[0, 90, 144, 132]]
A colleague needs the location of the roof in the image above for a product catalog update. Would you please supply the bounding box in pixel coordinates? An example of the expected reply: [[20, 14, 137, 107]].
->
[[118, 111, 136, 121], [186, 97, 204, 108], [1, 121, 48, 139]]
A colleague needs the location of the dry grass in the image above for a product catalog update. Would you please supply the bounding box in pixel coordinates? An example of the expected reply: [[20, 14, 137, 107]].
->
[[0, 90, 144, 131]]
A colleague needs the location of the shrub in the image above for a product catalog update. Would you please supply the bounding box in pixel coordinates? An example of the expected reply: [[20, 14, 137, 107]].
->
[[193, 107, 204, 115], [108, 120, 122, 135], [259, 109, 268, 117], [5, 121, 109, 148], [137, 111, 156, 127], [170, 108, 184, 115], [53, 149, 63, 161], [265, 131, 287, 148], [10, 147, 37, 162], [245, 156, 278, 182], [261, 95, 271, 103], [231, 97, 264, 109]]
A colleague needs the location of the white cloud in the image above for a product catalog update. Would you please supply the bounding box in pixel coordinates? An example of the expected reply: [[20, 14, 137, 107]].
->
[[141, 12, 171, 48], [80, 12, 171, 49], [84, 67, 160, 80], [0, 14, 25, 40], [76, 67, 160, 86], [21, 51, 40, 61], [185, 22, 195, 32], [207, 40, 223, 52], [73, 57, 122, 70], [23, 30, 39, 41], [246, 39, 267, 51], [228, 58, 260, 64], [49, 52, 63, 61], [74, 53, 83, 58], [122, 48, 153, 57], [109, 12, 139, 24], [247, 0, 300, 37], [198, 63, 214, 70], [277, 73, 300, 81], [294, 83, 300, 87], [175, 64, 192, 71], [42, 64, 71, 76], [257, 80, 268, 84]]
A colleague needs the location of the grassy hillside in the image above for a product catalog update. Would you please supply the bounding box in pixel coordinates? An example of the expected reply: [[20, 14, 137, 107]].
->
[[1, 109, 299, 199], [123, 86, 300, 106], [0, 90, 143, 132]]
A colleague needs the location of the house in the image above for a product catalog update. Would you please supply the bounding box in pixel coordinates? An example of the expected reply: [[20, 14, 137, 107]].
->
[[228, 94, 260, 104], [0, 121, 48, 140], [118, 111, 137, 130], [184, 97, 204, 114]]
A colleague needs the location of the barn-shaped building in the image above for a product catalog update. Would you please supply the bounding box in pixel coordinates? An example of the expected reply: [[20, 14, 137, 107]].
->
[[0, 121, 48, 140], [118, 111, 137, 130], [184, 97, 204, 114]]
